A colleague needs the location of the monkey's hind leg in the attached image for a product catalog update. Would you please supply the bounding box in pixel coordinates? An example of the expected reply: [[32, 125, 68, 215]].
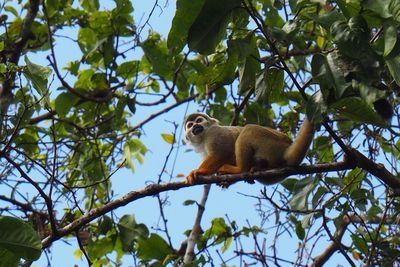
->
[[217, 137, 253, 174]]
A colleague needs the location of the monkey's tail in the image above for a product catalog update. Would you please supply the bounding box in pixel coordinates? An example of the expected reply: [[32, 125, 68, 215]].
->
[[284, 118, 314, 166]]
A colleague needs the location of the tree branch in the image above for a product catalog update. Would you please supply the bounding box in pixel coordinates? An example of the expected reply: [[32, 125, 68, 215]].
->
[[41, 161, 352, 248], [182, 185, 211, 264]]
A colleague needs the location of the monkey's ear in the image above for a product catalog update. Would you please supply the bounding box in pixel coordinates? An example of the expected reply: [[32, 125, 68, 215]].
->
[[210, 117, 219, 124]]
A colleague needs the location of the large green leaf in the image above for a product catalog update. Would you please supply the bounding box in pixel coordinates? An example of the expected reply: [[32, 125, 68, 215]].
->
[[303, 11, 345, 30], [54, 92, 80, 118], [23, 56, 52, 103], [330, 16, 370, 59], [255, 67, 284, 104], [123, 139, 147, 172], [330, 97, 388, 127], [0, 248, 19, 267], [383, 21, 397, 57], [167, 0, 205, 55], [0, 216, 41, 261], [289, 176, 318, 210], [187, 0, 241, 54], [117, 215, 149, 252], [231, 34, 261, 94], [389, 0, 400, 22], [363, 0, 392, 18], [384, 39, 400, 86], [79, 0, 99, 12], [136, 233, 172, 261], [364, 0, 400, 22], [325, 52, 350, 98], [306, 91, 327, 125], [141, 33, 174, 80]]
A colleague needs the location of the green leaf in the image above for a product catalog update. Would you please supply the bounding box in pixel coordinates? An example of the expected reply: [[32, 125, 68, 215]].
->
[[136, 233, 173, 261], [221, 236, 232, 253], [141, 33, 174, 80], [0, 248, 19, 267], [74, 69, 95, 90], [77, 28, 99, 55], [313, 136, 334, 163], [330, 16, 370, 59], [351, 234, 369, 255], [363, 0, 392, 19], [255, 67, 284, 104], [167, 0, 205, 55], [161, 133, 175, 144], [389, 0, 400, 22], [123, 139, 147, 172], [289, 176, 318, 210], [79, 0, 99, 12], [98, 216, 113, 235], [88, 235, 114, 259], [182, 199, 196, 206], [325, 52, 350, 98], [65, 60, 81, 76], [127, 96, 136, 114], [198, 218, 232, 251], [116, 61, 139, 79], [343, 168, 365, 193], [23, 56, 52, 103], [266, 67, 284, 101], [311, 53, 350, 98], [0, 216, 41, 261], [295, 221, 305, 240], [356, 81, 385, 104], [336, 0, 361, 18], [288, 215, 305, 240], [383, 21, 397, 57], [13, 132, 39, 157], [117, 215, 149, 252], [330, 97, 388, 127], [367, 206, 383, 220], [187, 0, 241, 54], [303, 11, 345, 30], [54, 92, 79, 117], [385, 40, 400, 86], [306, 91, 326, 125], [230, 34, 261, 94], [4, 6, 19, 17]]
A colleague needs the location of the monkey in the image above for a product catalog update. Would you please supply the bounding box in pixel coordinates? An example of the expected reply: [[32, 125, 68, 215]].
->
[[184, 112, 315, 185]]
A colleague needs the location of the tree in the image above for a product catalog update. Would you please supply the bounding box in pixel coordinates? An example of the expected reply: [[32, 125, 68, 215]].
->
[[0, 0, 399, 266]]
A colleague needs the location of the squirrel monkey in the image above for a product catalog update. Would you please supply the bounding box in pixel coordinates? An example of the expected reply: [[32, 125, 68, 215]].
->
[[184, 113, 315, 185]]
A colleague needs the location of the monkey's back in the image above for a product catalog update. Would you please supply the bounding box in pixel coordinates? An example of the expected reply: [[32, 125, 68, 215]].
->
[[236, 124, 292, 169]]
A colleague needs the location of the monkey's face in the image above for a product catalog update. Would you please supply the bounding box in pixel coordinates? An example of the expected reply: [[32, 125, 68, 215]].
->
[[184, 113, 218, 145]]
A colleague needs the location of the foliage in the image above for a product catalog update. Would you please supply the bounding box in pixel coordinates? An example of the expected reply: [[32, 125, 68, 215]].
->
[[0, 0, 399, 266]]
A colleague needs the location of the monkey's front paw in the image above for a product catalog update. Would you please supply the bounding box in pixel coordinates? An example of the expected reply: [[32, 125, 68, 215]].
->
[[185, 171, 197, 185]]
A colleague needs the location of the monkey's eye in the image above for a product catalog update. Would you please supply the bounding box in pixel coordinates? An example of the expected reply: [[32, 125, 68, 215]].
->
[[195, 117, 203, 123], [186, 122, 193, 129]]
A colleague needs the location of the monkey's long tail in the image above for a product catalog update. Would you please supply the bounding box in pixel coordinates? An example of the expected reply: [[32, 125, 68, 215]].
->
[[283, 118, 314, 166]]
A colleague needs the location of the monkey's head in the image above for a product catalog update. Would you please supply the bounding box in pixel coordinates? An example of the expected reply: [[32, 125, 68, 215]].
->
[[184, 113, 219, 146]]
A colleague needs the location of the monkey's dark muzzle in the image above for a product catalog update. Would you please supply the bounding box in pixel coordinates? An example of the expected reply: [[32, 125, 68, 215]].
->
[[192, 125, 204, 135]]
